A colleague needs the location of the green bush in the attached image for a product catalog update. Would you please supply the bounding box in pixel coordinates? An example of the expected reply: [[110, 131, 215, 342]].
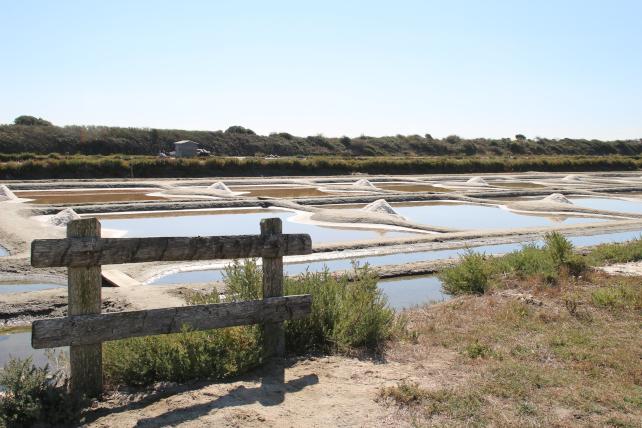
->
[[586, 236, 642, 265], [103, 325, 262, 387], [285, 264, 397, 353], [213, 260, 397, 353], [494, 244, 556, 279], [440, 234, 589, 295], [544, 232, 574, 266], [0, 358, 75, 428], [439, 250, 492, 295], [103, 260, 398, 387]]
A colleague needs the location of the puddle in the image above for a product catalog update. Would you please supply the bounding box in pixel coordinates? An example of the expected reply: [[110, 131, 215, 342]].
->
[[98, 209, 421, 244], [0, 245, 7, 257], [228, 185, 328, 198], [0, 331, 66, 368], [14, 189, 165, 204], [379, 276, 449, 310], [571, 197, 642, 214], [392, 202, 606, 229], [0, 282, 63, 294]]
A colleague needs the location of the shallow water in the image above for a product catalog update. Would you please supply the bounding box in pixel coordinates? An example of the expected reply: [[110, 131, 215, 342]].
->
[[571, 197, 642, 214], [0, 245, 7, 256], [229, 185, 328, 198], [14, 189, 164, 204], [151, 242, 529, 285], [99, 209, 421, 243], [379, 276, 449, 310], [392, 202, 606, 229], [375, 183, 449, 193], [151, 229, 642, 286], [0, 282, 63, 294], [0, 331, 66, 368]]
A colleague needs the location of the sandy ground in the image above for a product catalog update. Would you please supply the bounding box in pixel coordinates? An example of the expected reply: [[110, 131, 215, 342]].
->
[[83, 344, 459, 427], [599, 260, 642, 276]]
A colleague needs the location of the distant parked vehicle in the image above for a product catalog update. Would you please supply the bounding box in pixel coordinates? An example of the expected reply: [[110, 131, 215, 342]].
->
[[197, 149, 211, 157]]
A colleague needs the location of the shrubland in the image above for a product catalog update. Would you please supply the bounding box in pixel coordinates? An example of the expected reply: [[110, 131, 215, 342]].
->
[[2, 154, 642, 180], [2, 120, 642, 157]]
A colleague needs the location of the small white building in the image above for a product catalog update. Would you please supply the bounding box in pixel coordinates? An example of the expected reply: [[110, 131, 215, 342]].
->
[[174, 140, 199, 158]]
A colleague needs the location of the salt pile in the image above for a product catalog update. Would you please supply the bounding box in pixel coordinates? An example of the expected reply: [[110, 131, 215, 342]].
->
[[466, 177, 489, 186], [362, 199, 400, 216], [0, 185, 17, 201], [207, 181, 234, 195], [353, 179, 377, 188], [562, 174, 584, 182], [49, 208, 81, 227], [542, 193, 573, 205], [208, 181, 233, 193]]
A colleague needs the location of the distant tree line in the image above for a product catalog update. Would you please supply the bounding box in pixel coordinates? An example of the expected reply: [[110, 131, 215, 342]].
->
[[1, 116, 641, 157]]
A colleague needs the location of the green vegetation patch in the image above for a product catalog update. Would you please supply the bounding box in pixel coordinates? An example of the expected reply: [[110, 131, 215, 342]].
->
[[102, 261, 399, 387], [2, 154, 642, 179]]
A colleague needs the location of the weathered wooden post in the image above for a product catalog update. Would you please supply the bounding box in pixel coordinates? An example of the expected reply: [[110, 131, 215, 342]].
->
[[261, 218, 285, 358], [67, 218, 102, 398]]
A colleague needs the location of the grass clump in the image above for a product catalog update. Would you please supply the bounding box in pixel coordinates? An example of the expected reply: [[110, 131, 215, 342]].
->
[[591, 282, 642, 310], [378, 381, 484, 420], [103, 260, 399, 387], [0, 358, 75, 428], [586, 235, 642, 265]]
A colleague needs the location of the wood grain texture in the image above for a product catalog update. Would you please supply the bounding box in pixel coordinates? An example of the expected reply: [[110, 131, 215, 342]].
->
[[66, 218, 103, 398], [31, 234, 312, 267], [261, 218, 285, 358], [32, 295, 312, 348]]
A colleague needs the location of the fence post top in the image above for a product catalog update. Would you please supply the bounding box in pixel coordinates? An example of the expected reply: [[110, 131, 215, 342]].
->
[[261, 217, 282, 235]]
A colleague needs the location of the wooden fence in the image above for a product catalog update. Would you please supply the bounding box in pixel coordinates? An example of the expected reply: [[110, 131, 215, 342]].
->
[[30, 217, 312, 398]]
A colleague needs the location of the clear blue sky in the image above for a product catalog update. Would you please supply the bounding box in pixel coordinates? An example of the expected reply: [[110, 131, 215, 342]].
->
[[2, 0, 641, 139]]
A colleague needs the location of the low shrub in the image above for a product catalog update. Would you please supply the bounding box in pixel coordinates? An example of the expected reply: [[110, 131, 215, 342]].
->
[[285, 264, 397, 353], [103, 260, 399, 387], [438, 250, 492, 295], [440, 234, 588, 295], [103, 326, 262, 387], [0, 358, 75, 428], [586, 236, 642, 265]]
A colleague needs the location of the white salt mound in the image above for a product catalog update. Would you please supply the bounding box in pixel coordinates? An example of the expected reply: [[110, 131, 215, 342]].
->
[[562, 174, 583, 182], [208, 181, 233, 193], [542, 193, 573, 205], [466, 177, 488, 186], [0, 185, 17, 200], [50, 208, 81, 227], [353, 179, 377, 188], [362, 199, 399, 216]]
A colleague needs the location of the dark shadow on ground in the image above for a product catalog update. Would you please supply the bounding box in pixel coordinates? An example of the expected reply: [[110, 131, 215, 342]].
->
[[82, 359, 318, 426]]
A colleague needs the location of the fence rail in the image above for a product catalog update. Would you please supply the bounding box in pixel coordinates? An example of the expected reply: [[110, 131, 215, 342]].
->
[[30, 217, 312, 399]]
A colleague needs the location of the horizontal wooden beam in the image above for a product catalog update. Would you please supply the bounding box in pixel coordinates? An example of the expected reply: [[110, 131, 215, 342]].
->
[[31, 234, 312, 267], [32, 294, 312, 348]]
